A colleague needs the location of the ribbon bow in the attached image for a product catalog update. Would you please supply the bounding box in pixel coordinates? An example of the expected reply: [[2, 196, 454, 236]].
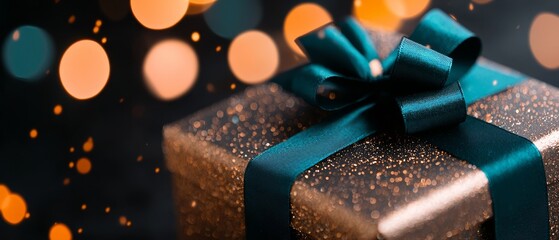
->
[[282, 9, 480, 133]]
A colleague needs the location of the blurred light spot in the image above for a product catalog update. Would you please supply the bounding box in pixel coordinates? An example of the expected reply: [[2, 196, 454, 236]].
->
[[155, 167, 160, 173], [1, 194, 27, 225], [101, 37, 107, 44], [68, 15, 76, 24], [206, 83, 215, 92], [228, 30, 279, 84], [143, 39, 199, 100], [83, 137, 94, 152], [25, 212, 30, 219], [230, 83, 236, 90], [63, 178, 71, 186], [188, 0, 216, 15], [49, 223, 72, 240], [204, 0, 261, 39], [119, 216, 127, 225], [3, 26, 54, 81], [69, 147, 75, 153], [354, 0, 401, 32], [76, 157, 92, 174], [131, 0, 189, 30], [93, 26, 100, 34], [384, 0, 430, 19], [136, 155, 143, 162], [95, 20, 103, 27], [369, 59, 383, 77], [284, 3, 332, 56], [81, 204, 87, 210], [12, 31, 20, 41], [215, 45, 221, 52], [105, 207, 111, 213], [0, 185, 9, 205], [29, 129, 38, 139], [77, 228, 83, 234], [529, 12, 559, 69], [472, 0, 492, 4], [191, 32, 200, 42], [69, 162, 75, 168], [126, 221, 132, 227], [99, 0, 129, 21], [469, 3, 474, 11], [53, 104, 63, 115], [59, 40, 110, 100]]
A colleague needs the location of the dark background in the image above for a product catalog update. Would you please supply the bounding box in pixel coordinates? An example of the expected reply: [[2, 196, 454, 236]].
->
[[1, 0, 558, 239]]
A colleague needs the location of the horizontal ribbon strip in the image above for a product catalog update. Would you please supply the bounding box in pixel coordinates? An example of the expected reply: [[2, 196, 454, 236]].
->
[[244, 9, 549, 240]]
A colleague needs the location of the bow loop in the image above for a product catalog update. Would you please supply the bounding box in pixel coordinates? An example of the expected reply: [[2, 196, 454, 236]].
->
[[395, 82, 466, 134], [297, 25, 375, 81], [286, 8, 482, 133], [410, 9, 481, 82], [390, 37, 453, 91], [336, 17, 379, 62]]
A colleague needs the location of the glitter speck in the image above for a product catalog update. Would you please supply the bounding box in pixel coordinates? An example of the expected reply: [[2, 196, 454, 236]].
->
[[231, 116, 239, 124]]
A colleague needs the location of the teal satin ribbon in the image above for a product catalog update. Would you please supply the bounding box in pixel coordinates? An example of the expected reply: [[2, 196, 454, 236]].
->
[[244, 9, 549, 240]]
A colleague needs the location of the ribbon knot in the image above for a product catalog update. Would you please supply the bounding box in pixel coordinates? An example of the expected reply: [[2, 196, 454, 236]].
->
[[281, 9, 481, 133]]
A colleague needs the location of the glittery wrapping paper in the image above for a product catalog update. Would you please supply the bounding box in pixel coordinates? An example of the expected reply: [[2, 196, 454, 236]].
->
[[163, 32, 559, 240]]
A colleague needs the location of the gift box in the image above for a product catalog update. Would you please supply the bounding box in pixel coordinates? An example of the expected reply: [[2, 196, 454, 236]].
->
[[163, 15, 559, 240]]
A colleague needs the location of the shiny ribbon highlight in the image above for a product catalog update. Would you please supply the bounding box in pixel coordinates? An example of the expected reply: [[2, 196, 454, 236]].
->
[[244, 9, 549, 240]]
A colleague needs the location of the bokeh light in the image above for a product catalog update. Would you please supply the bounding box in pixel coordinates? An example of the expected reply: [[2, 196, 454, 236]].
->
[[472, 0, 493, 4], [354, 0, 402, 32], [76, 157, 92, 175], [0, 185, 9, 204], [29, 129, 38, 139], [191, 32, 200, 42], [131, 0, 189, 30], [53, 104, 63, 115], [143, 39, 199, 101], [99, 0, 129, 21], [187, 0, 216, 15], [529, 12, 559, 69], [49, 223, 72, 240], [284, 3, 332, 56], [204, 0, 262, 39], [1, 193, 27, 225], [83, 137, 94, 152], [384, 0, 431, 19], [2, 26, 54, 81], [59, 40, 110, 100], [228, 31, 279, 84]]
